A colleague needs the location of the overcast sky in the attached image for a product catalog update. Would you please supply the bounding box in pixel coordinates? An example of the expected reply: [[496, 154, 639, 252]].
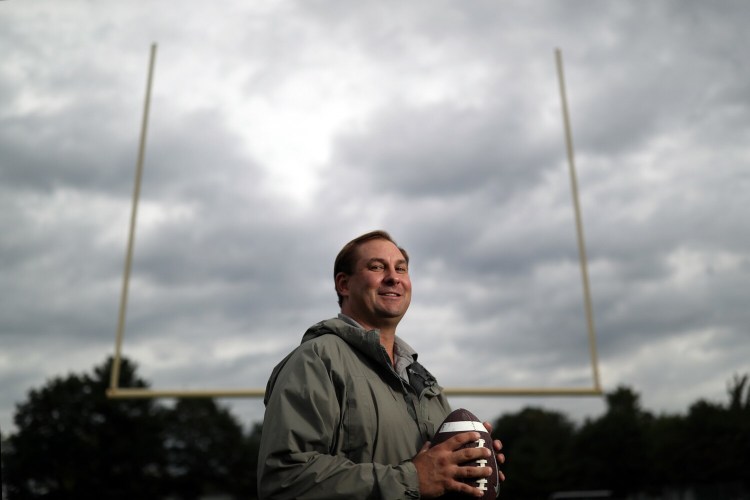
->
[[2, 0, 749, 434]]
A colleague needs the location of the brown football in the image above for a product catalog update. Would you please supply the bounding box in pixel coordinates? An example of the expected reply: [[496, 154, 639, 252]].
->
[[431, 408, 499, 499]]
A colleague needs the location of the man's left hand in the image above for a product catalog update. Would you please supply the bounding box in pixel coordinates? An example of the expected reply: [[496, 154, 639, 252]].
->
[[482, 421, 506, 484]]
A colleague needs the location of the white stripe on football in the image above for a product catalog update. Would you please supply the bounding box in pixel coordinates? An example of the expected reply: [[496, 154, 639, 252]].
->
[[438, 420, 486, 433]]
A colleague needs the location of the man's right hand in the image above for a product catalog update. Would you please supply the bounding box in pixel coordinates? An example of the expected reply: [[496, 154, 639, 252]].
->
[[412, 431, 494, 498]]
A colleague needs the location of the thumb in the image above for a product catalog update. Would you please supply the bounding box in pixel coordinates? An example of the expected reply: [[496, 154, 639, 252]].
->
[[418, 440, 432, 453]]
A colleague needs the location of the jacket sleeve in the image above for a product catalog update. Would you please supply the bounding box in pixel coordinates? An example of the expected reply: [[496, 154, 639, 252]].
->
[[257, 343, 421, 500]]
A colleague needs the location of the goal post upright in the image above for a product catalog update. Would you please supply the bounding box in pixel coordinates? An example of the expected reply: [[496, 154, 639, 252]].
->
[[555, 47, 603, 393], [109, 43, 158, 397]]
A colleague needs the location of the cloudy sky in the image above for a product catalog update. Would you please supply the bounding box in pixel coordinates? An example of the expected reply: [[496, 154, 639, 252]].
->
[[2, 0, 749, 434]]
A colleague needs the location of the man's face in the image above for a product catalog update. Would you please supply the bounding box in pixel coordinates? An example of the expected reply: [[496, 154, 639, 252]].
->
[[337, 238, 412, 331]]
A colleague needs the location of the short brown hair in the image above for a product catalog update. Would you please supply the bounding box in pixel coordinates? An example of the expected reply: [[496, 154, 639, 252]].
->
[[333, 230, 409, 307]]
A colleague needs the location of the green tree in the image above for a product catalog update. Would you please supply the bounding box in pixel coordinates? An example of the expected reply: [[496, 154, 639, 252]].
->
[[647, 412, 690, 493], [2, 357, 167, 500], [240, 421, 263, 498], [492, 407, 576, 499], [2, 356, 264, 500], [726, 374, 750, 491], [727, 373, 750, 412], [680, 374, 750, 495], [163, 398, 258, 499], [571, 387, 653, 497]]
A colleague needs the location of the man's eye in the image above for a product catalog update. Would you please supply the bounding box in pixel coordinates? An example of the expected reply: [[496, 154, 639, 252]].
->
[[370, 264, 384, 271], [396, 266, 408, 273]]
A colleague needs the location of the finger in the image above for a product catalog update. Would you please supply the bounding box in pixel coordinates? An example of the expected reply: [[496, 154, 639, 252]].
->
[[496, 452, 505, 464], [446, 479, 487, 499], [455, 463, 494, 479], [482, 420, 493, 434], [453, 447, 492, 468], [435, 431, 482, 451], [493, 439, 503, 451]]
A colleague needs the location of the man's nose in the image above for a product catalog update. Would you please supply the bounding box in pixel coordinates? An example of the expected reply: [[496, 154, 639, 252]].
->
[[383, 269, 400, 284]]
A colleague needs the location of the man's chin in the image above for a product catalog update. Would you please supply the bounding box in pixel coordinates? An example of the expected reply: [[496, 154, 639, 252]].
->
[[376, 300, 410, 316], [375, 309, 408, 322]]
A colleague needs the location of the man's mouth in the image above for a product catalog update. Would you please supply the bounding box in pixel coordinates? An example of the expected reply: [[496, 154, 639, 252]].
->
[[380, 292, 401, 297]]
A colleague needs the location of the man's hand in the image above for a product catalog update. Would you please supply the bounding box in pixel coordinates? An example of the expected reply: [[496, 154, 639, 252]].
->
[[413, 431, 495, 498], [482, 420, 506, 484]]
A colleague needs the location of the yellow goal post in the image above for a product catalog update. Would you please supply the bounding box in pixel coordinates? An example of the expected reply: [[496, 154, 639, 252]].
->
[[107, 45, 602, 400]]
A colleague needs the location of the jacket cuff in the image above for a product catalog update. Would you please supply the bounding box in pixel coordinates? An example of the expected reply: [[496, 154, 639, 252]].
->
[[397, 460, 421, 499]]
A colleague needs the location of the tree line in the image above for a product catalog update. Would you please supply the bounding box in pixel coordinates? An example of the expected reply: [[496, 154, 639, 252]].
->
[[493, 379, 749, 499], [2, 357, 748, 499]]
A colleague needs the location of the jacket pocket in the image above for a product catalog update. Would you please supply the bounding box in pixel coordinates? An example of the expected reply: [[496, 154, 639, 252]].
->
[[341, 377, 374, 462]]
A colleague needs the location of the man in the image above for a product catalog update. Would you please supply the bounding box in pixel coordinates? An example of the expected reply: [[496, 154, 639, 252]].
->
[[257, 230, 504, 499]]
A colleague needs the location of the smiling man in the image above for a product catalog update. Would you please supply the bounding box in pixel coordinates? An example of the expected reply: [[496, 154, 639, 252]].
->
[[334, 235, 411, 363], [257, 230, 504, 499]]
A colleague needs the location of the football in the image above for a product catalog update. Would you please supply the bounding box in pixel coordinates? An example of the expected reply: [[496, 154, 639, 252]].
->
[[431, 408, 499, 499]]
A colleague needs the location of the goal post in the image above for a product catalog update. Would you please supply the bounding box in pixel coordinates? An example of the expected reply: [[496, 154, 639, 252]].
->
[[108, 47, 603, 400]]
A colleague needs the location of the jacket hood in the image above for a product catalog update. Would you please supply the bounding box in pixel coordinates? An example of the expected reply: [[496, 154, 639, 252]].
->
[[263, 318, 388, 405], [264, 317, 440, 407], [301, 317, 386, 358]]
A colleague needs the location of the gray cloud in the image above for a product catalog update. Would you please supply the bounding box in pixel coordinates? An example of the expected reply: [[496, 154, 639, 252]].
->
[[2, 0, 750, 433]]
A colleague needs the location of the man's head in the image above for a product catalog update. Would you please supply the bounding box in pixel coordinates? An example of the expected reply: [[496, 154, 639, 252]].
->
[[334, 230, 411, 331]]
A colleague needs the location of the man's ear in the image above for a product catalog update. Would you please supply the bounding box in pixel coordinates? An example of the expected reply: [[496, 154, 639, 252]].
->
[[335, 272, 349, 298]]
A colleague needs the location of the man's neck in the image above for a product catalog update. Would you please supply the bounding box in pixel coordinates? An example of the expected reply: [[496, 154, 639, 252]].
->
[[378, 329, 396, 365], [339, 313, 397, 364]]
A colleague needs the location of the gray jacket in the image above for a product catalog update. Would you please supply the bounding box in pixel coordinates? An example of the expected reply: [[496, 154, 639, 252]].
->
[[257, 317, 452, 499]]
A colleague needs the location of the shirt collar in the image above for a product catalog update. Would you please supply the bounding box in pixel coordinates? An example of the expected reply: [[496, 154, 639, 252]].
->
[[337, 313, 419, 367]]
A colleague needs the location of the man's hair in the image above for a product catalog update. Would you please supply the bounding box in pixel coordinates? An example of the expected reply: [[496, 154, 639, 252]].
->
[[333, 230, 409, 307]]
